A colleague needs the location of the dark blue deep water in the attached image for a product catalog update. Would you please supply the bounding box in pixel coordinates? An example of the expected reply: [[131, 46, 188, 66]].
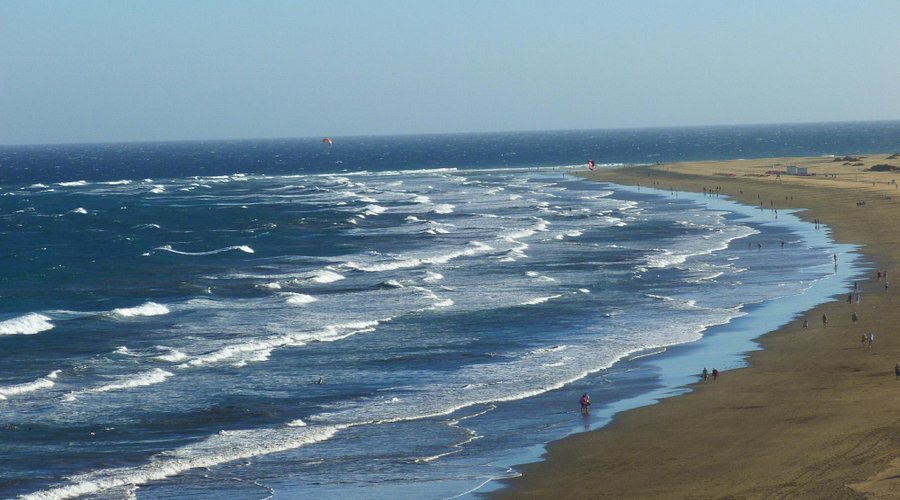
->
[[0, 122, 893, 499]]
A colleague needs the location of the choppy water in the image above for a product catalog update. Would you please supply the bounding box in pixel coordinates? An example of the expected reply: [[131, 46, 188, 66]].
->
[[0, 122, 888, 498]]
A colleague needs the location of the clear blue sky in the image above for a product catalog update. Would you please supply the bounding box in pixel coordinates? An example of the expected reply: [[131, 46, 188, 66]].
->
[[1, 0, 898, 145]]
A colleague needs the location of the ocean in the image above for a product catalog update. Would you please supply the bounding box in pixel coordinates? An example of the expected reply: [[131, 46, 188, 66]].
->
[[0, 122, 896, 499]]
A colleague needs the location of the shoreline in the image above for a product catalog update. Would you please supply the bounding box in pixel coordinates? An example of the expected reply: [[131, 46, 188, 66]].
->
[[490, 154, 900, 498]]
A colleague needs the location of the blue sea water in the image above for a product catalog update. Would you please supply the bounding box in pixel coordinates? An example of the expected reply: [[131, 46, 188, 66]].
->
[[0, 122, 895, 499]]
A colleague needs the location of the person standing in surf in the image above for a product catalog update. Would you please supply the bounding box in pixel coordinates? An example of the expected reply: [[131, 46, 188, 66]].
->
[[579, 393, 591, 415]]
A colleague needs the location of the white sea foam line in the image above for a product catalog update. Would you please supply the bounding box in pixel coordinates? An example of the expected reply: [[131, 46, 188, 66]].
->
[[643, 225, 758, 270], [0, 370, 60, 399], [108, 302, 170, 318], [284, 293, 317, 306], [152, 346, 188, 363], [0, 313, 54, 335], [520, 294, 563, 306], [20, 424, 346, 500], [88, 368, 174, 393], [527, 345, 568, 356], [309, 269, 345, 283], [342, 241, 493, 272], [361, 204, 386, 216], [423, 272, 444, 283], [176, 320, 384, 369], [152, 245, 255, 256]]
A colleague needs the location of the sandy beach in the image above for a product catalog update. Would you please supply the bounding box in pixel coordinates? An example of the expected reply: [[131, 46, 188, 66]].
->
[[493, 154, 900, 499]]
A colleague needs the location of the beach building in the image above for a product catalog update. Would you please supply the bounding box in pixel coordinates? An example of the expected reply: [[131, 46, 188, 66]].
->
[[786, 165, 808, 176]]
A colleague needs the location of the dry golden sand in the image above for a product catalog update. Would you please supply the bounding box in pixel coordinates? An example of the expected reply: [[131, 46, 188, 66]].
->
[[492, 154, 900, 499]]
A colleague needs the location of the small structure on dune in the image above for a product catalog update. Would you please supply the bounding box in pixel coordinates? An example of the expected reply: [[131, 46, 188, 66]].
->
[[786, 165, 808, 176]]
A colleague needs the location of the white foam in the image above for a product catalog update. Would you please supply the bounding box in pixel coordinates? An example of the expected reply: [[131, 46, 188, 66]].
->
[[521, 294, 563, 306], [109, 302, 170, 318], [154, 245, 255, 256], [178, 340, 282, 368], [343, 241, 492, 272], [151, 346, 188, 363], [432, 204, 455, 214], [69, 208, 88, 215], [89, 368, 173, 393], [257, 282, 282, 290], [310, 269, 345, 284], [114, 346, 136, 356], [177, 320, 383, 369], [644, 293, 698, 310], [361, 204, 387, 216], [424, 226, 450, 235], [149, 185, 166, 194], [0, 370, 61, 399], [528, 345, 567, 355], [423, 272, 444, 283], [524, 271, 555, 282], [20, 424, 345, 500], [0, 313, 54, 335], [56, 180, 88, 187], [411, 195, 431, 204], [285, 293, 317, 306]]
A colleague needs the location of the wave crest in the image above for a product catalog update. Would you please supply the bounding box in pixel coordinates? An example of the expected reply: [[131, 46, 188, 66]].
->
[[0, 313, 54, 335], [109, 302, 170, 318]]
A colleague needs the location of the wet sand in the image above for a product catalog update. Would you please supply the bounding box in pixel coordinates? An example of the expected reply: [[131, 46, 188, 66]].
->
[[492, 154, 900, 499]]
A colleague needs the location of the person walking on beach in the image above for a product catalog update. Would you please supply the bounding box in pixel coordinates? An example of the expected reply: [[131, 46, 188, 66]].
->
[[852, 312, 859, 323], [822, 314, 827, 327], [701, 367, 709, 382], [711, 368, 719, 381], [579, 393, 591, 415], [867, 332, 874, 347], [895, 363, 899, 380], [803, 319, 809, 329]]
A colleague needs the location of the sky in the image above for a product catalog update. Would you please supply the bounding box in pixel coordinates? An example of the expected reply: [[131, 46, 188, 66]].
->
[[1, 0, 899, 145]]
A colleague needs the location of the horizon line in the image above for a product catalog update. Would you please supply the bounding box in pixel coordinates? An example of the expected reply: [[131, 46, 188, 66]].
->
[[2, 118, 899, 149]]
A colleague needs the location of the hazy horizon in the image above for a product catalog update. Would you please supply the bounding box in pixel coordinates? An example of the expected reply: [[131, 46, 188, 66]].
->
[[4, 118, 900, 149]]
